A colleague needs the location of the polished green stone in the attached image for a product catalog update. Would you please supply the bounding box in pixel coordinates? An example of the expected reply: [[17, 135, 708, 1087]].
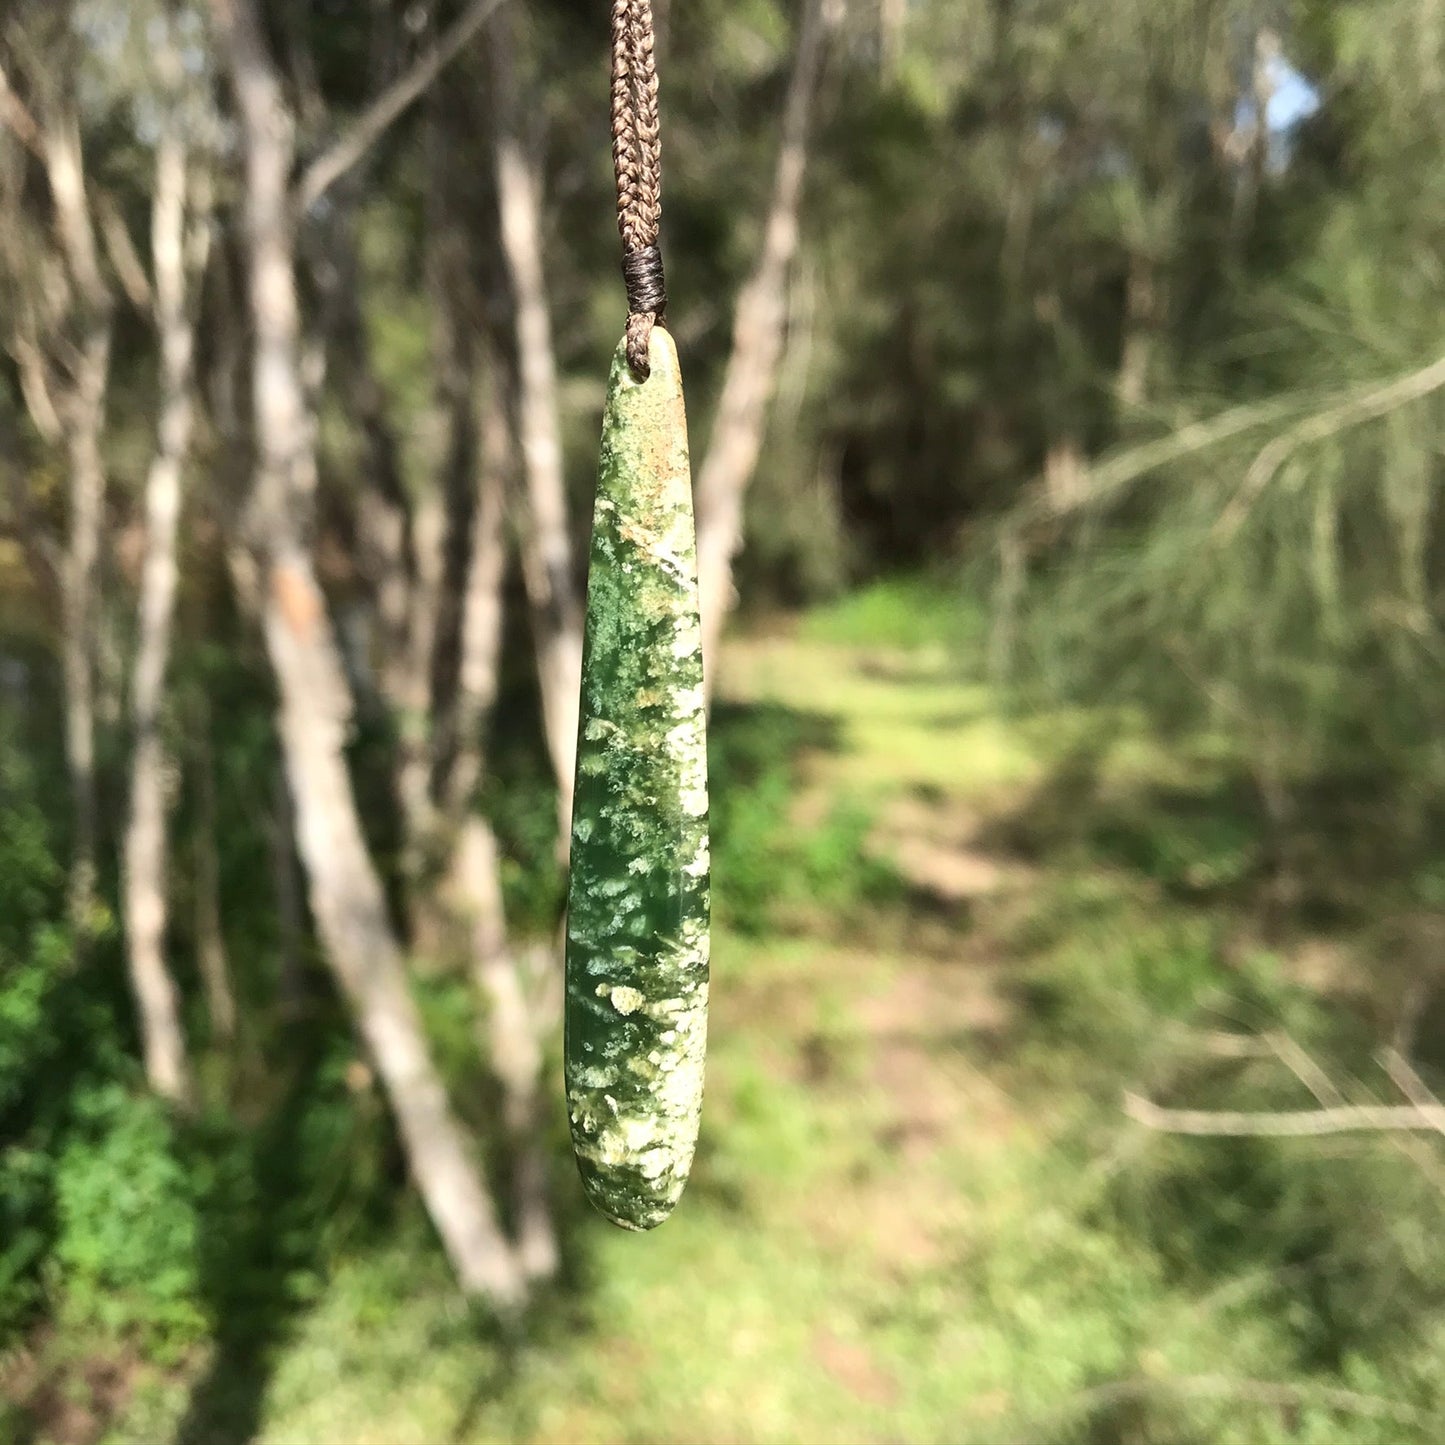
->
[[564, 328, 709, 1232]]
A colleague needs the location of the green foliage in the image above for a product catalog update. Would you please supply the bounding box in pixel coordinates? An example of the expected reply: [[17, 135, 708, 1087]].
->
[[709, 700, 901, 935], [0, 734, 210, 1351], [987, 1, 1445, 854], [50, 1086, 207, 1347], [8, 0, 1445, 1435], [0, 736, 80, 1338], [481, 754, 566, 935]]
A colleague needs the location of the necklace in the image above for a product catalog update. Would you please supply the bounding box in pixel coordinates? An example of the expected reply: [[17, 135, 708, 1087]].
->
[[563, 0, 710, 1232]]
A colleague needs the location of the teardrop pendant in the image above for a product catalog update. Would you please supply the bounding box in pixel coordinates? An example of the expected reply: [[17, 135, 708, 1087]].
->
[[564, 328, 709, 1231]]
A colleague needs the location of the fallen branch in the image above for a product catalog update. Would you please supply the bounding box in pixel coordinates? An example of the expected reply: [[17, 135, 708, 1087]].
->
[[1032, 1372, 1427, 1435], [1139, 1028, 1445, 1197], [1124, 1090, 1445, 1137], [1379, 1047, 1445, 1137], [294, 0, 511, 215], [1265, 1030, 1347, 1109]]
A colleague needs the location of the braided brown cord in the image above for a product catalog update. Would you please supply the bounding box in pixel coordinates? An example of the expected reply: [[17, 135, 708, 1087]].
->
[[611, 0, 666, 376]]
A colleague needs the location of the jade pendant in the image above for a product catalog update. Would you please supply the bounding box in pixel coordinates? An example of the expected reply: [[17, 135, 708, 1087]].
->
[[564, 328, 710, 1231]]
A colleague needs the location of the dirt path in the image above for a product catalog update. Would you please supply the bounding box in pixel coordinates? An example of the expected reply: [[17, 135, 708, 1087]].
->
[[716, 630, 1034, 1290]]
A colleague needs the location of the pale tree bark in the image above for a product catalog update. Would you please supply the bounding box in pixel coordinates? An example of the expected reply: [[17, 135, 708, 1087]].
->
[[294, 10, 500, 871], [211, 0, 524, 1307], [1, 67, 115, 931], [40, 111, 113, 930], [441, 355, 558, 1282], [486, 6, 582, 836], [696, 0, 832, 684], [449, 815, 558, 1281], [324, 220, 414, 700], [1117, 249, 1156, 409], [427, 112, 559, 1279], [434, 353, 509, 824], [122, 109, 206, 1107], [288, 27, 556, 1284], [59, 319, 108, 928], [397, 488, 448, 850], [308, 205, 441, 858], [292, 0, 510, 217], [423, 163, 488, 824], [1043, 435, 1086, 512], [270, 760, 307, 1020]]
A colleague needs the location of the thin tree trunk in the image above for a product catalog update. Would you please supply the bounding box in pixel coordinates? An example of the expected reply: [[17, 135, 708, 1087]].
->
[[212, 0, 524, 1307], [1044, 435, 1086, 511], [696, 0, 830, 685], [271, 760, 307, 1019], [1117, 250, 1156, 408], [450, 816, 558, 1280], [306, 205, 436, 854], [398, 488, 447, 851], [122, 124, 200, 1106], [331, 223, 414, 700], [261, 567, 522, 1303], [435, 353, 509, 822], [425, 212, 485, 820], [192, 700, 238, 1041], [42, 115, 112, 929], [60, 317, 108, 931], [486, 7, 582, 837], [433, 350, 558, 1282], [426, 95, 558, 1273]]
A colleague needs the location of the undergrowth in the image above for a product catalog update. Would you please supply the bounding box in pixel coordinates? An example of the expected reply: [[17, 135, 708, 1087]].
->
[[7, 581, 1445, 1444]]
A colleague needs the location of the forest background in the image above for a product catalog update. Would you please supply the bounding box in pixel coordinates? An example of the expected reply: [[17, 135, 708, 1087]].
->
[[4, 1, 1445, 1442]]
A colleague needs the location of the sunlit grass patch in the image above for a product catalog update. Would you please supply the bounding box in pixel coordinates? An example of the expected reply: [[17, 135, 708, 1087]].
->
[[798, 574, 985, 652]]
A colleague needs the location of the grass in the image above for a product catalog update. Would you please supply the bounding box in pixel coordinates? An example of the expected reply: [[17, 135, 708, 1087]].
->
[[34, 576, 1445, 1443]]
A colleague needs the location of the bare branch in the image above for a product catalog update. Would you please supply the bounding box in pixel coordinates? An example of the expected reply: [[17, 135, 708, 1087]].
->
[[0, 62, 44, 160], [41, 115, 109, 313], [2, 62, 150, 312], [1216, 352, 1445, 538], [1124, 1090, 1445, 1136], [96, 192, 153, 313], [1379, 1047, 1445, 1136], [1265, 1031, 1347, 1109], [1016, 390, 1322, 535], [1009, 350, 1445, 560], [696, 0, 835, 675], [1154, 1027, 1445, 1198], [11, 328, 64, 443], [294, 0, 511, 215], [1372, 1047, 1445, 1190]]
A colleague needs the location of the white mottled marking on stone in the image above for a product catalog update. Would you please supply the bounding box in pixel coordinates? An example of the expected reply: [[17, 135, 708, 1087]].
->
[[597, 984, 645, 1015]]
